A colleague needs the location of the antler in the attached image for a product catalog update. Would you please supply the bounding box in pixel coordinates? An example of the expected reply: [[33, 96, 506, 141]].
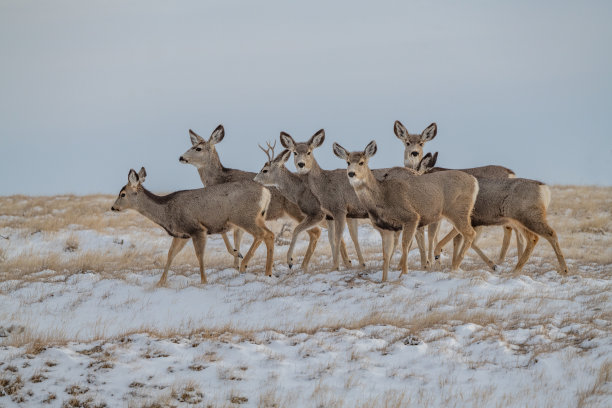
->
[[258, 140, 277, 163]]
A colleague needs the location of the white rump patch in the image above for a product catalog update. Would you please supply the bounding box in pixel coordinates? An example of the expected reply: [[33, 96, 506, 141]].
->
[[539, 185, 551, 209]]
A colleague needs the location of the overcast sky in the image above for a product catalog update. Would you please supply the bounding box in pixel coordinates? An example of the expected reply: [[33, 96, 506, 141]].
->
[[1, 0, 611, 195]]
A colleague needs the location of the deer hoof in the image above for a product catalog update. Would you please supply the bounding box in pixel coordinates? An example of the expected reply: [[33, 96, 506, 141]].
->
[[288, 263, 293, 269], [434, 255, 440, 260], [492, 264, 498, 272]]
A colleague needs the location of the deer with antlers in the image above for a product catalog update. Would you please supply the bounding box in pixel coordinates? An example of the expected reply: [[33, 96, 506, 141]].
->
[[254, 142, 353, 272], [179, 125, 322, 271]]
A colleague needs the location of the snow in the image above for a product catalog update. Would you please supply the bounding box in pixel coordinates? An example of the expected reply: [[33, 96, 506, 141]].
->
[[1, 216, 611, 407]]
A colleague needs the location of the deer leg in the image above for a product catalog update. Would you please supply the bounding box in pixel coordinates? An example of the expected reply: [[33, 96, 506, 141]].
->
[[332, 214, 347, 271], [232, 228, 245, 268], [452, 234, 463, 266], [257, 218, 275, 277], [415, 227, 428, 269], [302, 227, 321, 273], [379, 229, 395, 282], [468, 227, 498, 271], [158, 237, 189, 286], [512, 228, 539, 275], [515, 227, 525, 260], [519, 220, 568, 275], [347, 218, 366, 268], [239, 238, 262, 273], [497, 225, 513, 263], [449, 216, 476, 270], [399, 220, 419, 277], [191, 233, 208, 284], [427, 221, 440, 266], [434, 229, 460, 262], [287, 213, 323, 271]]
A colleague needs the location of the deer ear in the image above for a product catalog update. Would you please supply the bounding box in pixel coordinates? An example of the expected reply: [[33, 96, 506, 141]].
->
[[275, 149, 292, 165], [279, 132, 296, 151], [309, 129, 325, 149], [394, 120, 408, 141], [417, 151, 438, 173], [332, 143, 349, 160], [421, 123, 437, 142], [189, 129, 204, 146], [138, 167, 147, 183], [364, 140, 377, 158], [209, 125, 225, 145], [128, 169, 139, 186]]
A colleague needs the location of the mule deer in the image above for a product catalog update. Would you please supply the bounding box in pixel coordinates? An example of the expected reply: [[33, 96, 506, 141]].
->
[[393, 120, 520, 264], [280, 130, 370, 270], [420, 154, 568, 275], [254, 145, 353, 272], [179, 125, 317, 269], [333, 141, 479, 282], [111, 167, 275, 284]]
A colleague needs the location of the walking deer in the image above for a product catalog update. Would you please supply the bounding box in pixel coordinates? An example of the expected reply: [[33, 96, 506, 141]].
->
[[393, 120, 520, 264], [280, 130, 370, 270], [111, 167, 275, 285], [333, 141, 479, 282], [179, 125, 317, 269], [254, 144, 353, 272], [418, 154, 569, 275]]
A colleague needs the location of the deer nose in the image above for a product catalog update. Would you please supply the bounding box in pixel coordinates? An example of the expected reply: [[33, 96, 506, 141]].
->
[[179, 156, 186, 163], [111, 206, 118, 212], [348, 171, 355, 178], [410, 151, 419, 157], [298, 162, 305, 168]]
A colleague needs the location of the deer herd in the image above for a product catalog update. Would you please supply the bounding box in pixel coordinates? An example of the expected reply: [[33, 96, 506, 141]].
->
[[111, 122, 568, 285]]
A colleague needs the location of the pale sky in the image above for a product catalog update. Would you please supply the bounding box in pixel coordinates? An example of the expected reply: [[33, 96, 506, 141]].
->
[[1, 0, 611, 195]]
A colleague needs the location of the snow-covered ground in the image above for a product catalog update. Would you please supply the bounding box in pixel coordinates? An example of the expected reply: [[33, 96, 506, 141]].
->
[[1, 193, 611, 407]]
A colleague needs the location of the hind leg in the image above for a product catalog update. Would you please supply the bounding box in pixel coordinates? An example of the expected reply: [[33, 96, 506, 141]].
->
[[415, 228, 428, 269], [468, 227, 498, 271], [448, 217, 476, 270], [512, 228, 538, 274], [518, 219, 568, 275], [379, 229, 395, 282], [515, 227, 525, 260], [434, 228, 459, 262], [191, 233, 208, 284], [497, 225, 513, 263], [232, 228, 244, 269]]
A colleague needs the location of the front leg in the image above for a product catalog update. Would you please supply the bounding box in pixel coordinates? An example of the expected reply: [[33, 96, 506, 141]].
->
[[233, 228, 245, 269], [333, 213, 347, 271], [158, 237, 189, 286], [347, 218, 366, 267], [380, 229, 395, 282]]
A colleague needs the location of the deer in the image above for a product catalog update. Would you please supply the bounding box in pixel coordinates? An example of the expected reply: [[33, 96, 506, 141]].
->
[[332, 141, 479, 282], [253, 143, 354, 272], [416, 153, 569, 275], [110, 168, 275, 285], [280, 130, 374, 271], [179, 125, 320, 270], [393, 120, 521, 265]]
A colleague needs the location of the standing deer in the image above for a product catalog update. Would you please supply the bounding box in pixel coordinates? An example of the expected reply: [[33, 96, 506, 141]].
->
[[393, 120, 520, 264], [254, 144, 353, 272], [110, 168, 275, 284], [280, 130, 370, 271], [418, 154, 569, 275], [179, 125, 318, 270], [332, 141, 479, 281]]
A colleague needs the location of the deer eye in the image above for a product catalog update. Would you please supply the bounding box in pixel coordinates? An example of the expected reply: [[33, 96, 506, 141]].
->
[[195, 147, 202, 151], [262, 169, 268, 173], [347, 162, 350, 165], [121, 193, 126, 197], [307, 152, 311, 155], [359, 162, 364, 166], [406, 143, 410, 146], [419, 142, 424, 146]]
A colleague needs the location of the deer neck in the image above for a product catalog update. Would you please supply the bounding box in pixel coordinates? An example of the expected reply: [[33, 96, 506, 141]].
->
[[134, 188, 172, 231], [352, 169, 383, 211], [197, 149, 226, 185], [272, 168, 304, 203]]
